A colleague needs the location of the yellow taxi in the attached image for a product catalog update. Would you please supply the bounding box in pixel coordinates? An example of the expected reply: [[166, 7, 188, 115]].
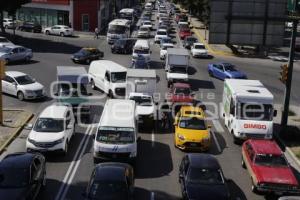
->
[[174, 105, 211, 151]]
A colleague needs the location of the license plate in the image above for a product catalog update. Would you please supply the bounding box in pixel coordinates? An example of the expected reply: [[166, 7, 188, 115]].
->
[[39, 148, 48, 152]]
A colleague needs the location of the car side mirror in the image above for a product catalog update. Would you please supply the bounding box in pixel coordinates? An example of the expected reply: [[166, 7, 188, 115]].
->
[[24, 123, 33, 130], [67, 124, 73, 129], [173, 122, 178, 126], [273, 110, 277, 117], [179, 174, 184, 179], [207, 124, 212, 129], [191, 92, 195, 97]]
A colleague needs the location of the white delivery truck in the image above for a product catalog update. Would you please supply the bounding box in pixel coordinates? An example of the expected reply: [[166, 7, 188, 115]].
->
[[93, 99, 138, 163], [165, 48, 189, 87], [107, 19, 131, 44], [126, 69, 156, 123], [89, 60, 127, 98], [222, 79, 277, 143]]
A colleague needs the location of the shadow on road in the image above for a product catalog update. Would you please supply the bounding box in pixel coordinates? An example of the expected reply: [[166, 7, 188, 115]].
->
[[136, 139, 173, 178], [227, 179, 247, 200], [189, 79, 215, 90]]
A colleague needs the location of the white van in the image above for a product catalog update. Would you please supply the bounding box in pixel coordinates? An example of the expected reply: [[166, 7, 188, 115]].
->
[[93, 99, 138, 163], [132, 40, 151, 63], [222, 79, 277, 143], [145, 2, 152, 10], [89, 60, 127, 98]]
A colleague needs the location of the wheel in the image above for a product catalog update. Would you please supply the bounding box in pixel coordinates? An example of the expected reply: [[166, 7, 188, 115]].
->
[[5, 58, 9, 64], [17, 91, 25, 101], [251, 179, 258, 193], [63, 141, 68, 155], [209, 71, 214, 77], [91, 79, 96, 90], [25, 56, 31, 62], [241, 156, 246, 168], [108, 90, 113, 98], [86, 59, 90, 64], [45, 30, 50, 35], [60, 32, 64, 37]]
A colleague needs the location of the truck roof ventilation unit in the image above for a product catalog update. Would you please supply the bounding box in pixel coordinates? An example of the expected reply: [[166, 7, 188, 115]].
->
[[247, 90, 260, 93]]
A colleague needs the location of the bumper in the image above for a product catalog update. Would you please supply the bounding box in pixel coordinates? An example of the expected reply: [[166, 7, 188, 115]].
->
[[137, 34, 149, 38], [176, 140, 210, 151], [26, 141, 65, 152], [236, 133, 273, 140], [193, 53, 209, 58], [93, 151, 135, 162], [256, 184, 300, 195], [24, 92, 45, 100]]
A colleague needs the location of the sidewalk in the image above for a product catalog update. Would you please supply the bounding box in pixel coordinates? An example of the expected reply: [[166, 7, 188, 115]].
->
[[189, 17, 235, 57], [0, 109, 33, 154]]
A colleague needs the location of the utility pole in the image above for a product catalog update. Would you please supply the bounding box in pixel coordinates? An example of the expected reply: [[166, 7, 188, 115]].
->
[[0, 60, 5, 125], [281, 19, 297, 128]]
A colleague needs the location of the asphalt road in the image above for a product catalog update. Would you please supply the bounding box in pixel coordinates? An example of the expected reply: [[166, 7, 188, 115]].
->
[[2, 7, 300, 200]]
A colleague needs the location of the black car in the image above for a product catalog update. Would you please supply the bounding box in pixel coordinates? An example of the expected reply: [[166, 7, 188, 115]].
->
[[71, 48, 104, 64], [19, 22, 42, 33], [179, 154, 230, 200], [83, 162, 134, 200], [0, 152, 46, 200], [111, 38, 136, 54], [183, 36, 198, 49]]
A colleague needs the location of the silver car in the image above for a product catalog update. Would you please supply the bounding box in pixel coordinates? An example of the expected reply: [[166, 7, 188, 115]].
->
[[0, 45, 33, 63]]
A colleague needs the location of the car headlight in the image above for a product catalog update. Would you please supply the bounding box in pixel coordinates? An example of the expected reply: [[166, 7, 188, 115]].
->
[[28, 138, 36, 144], [53, 137, 65, 145], [178, 134, 185, 141], [238, 132, 246, 137], [129, 151, 137, 158]]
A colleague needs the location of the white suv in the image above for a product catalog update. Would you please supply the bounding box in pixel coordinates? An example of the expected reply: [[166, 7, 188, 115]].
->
[[3, 18, 14, 29], [26, 105, 75, 155], [44, 25, 74, 37]]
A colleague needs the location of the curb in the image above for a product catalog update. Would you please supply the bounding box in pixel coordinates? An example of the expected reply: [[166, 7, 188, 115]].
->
[[0, 111, 34, 154]]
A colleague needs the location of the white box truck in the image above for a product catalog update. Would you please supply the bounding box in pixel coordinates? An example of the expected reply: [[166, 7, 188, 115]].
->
[[93, 99, 138, 163], [222, 79, 277, 143], [126, 69, 156, 123], [165, 48, 189, 87]]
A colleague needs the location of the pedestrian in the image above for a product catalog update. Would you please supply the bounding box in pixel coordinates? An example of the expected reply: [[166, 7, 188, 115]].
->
[[94, 27, 99, 39]]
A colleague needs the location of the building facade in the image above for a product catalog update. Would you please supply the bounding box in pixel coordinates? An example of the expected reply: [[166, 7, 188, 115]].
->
[[14, 0, 136, 32]]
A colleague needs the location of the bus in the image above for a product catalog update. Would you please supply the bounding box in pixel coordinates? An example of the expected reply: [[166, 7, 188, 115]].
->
[[119, 8, 136, 25], [107, 19, 131, 44]]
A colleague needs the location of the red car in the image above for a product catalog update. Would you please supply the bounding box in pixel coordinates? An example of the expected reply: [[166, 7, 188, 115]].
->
[[166, 83, 194, 104], [179, 28, 192, 40], [242, 139, 300, 195]]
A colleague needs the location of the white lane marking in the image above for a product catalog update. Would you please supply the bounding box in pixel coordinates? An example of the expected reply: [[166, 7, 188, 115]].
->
[[59, 125, 95, 200], [212, 119, 225, 133], [152, 131, 155, 147], [151, 192, 155, 200], [211, 130, 222, 153], [54, 125, 92, 200]]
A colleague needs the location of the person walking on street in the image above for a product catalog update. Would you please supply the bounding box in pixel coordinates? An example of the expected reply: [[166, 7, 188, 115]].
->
[[94, 27, 99, 39]]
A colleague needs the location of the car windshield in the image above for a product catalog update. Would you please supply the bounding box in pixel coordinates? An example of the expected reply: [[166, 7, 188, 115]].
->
[[157, 31, 167, 35], [134, 49, 149, 54], [179, 24, 189, 29], [115, 39, 126, 46], [162, 45, 173, 50], [188, 168, 224, 185], [195, 45, 205, 49], [0, 168, 29, 188], [88, 181, 128, 200], [15, 75, 35, 85], [179, 117, 207, 130], [58, 83, 88, 96], [170, 66, 187, 74], [96, 127, 135, 144], [174, 87, 190, 95], [108, 25, 127, 34], [223, 63, 237, 71], [111, 72, 127, 83], [0, 38, 10, 43], [144, 22, 151, 25], [181, 28, 190, 32], [34, 118, 64, 132], [140, 27, 149, 31], [130, 96, 152, 106], [187, 37, 197, 42], [255, 154, 288, 167], [78, 49, 90, 55], [238, 103, 273, 121]]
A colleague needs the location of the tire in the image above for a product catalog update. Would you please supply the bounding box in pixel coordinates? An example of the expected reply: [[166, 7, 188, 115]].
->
[[25, 56, 31, 62], [5, 58, 9, 64], [209, 71, 214, 77], [45, 30, 50, 35], [86, 59, 90, 64], [63, 141, 68, 155], [108, 90, 113, 98], [251, 179, 258, 193], [17, 91, 25, 101], [91, 79, 96, 90], [60, 32, 64, 37], [241, 156, 246, 168]]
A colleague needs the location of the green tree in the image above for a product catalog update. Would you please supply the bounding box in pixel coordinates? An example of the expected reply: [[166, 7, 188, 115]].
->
[[0, 0, 31, 33]]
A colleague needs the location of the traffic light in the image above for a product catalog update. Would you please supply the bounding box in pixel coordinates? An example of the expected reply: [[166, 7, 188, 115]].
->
[[279, 64, 289, 84]]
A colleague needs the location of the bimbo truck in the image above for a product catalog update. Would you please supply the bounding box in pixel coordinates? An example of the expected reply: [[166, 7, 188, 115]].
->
[[221, 79, 277, 143]]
